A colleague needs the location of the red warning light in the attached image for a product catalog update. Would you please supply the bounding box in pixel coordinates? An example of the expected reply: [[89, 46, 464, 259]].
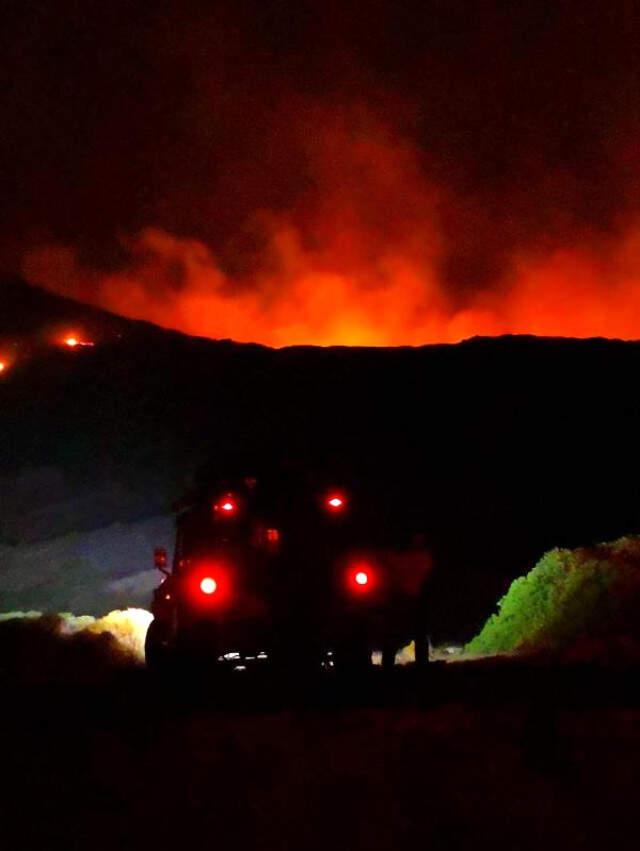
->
[[326, 494, 346, 511], [200, 577, 218, 595], [214, 496, 238, 516], [354, 571, 369, 586]]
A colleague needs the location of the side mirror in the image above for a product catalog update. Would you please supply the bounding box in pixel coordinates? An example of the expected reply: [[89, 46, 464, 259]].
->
[[153, 547, 169, 574]]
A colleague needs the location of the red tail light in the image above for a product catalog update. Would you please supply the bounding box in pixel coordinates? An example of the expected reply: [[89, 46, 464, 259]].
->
[[186, 563, 231, 606], [347, 562, 376, 594], [199, 577, 218, 595]]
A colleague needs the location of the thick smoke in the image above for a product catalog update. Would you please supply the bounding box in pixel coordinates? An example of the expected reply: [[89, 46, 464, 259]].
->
[[6, 1, 640, 344]]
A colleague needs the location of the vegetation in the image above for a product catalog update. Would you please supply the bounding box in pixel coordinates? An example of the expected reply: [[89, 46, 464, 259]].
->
[[465, 536, 640, 656]]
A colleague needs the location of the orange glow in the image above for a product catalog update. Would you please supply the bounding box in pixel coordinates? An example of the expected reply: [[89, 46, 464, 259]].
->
[[200, 577, 217, 595], [64, 336, 79, 348], [30, 218, 640, 348], [23, 110, 640, 347], [0, 353, 15, 375]]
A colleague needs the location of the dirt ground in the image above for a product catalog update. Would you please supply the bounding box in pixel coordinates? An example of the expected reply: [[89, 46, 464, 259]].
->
[[1, 665, 638, 851]]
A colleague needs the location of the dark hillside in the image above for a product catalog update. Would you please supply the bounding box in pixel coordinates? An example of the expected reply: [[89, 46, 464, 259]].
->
[[2, 279, 640, 637]]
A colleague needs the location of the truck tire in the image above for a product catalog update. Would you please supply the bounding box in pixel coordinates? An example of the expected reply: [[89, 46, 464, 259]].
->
[[144, 619, 172, 673], [414, 633, 429, 668], [333, 643, 372, 674]]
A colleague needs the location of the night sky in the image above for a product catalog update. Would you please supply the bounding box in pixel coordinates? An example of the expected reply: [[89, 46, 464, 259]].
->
[[2, 0, 640, 345]]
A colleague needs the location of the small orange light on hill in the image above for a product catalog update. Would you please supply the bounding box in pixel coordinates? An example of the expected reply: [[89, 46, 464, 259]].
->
[[61, 334, 95, 349]]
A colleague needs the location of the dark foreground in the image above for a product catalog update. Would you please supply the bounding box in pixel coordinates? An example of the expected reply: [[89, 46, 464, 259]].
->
[[1, 662, 639, 851]]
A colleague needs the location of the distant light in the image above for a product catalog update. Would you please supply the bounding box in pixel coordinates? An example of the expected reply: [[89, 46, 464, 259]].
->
[[355, 571, 369, 586], [0, 361, 6, 374], [200, 577, 218, 595], [220, 501, 235, 512], [62, 335, 95, 349]]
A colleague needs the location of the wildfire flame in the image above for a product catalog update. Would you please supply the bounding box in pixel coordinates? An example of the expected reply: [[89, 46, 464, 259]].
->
[[21, 109, 640, 348]]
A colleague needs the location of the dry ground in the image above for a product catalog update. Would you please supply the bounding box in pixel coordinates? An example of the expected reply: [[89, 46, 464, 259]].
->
[[1, 663, 638, 851]]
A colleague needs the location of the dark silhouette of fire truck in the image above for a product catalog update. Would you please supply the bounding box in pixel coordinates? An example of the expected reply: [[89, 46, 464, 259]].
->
[[145, 467, 431, 673]]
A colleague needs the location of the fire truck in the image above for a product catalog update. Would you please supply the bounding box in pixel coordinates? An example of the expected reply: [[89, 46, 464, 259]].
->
[[145, 468, 431, 673]]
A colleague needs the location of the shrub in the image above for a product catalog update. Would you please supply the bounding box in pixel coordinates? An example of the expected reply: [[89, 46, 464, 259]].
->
[[465, 536, 640, 656]]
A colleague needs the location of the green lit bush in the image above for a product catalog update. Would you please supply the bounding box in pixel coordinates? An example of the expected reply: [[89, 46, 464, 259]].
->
[[465, 536, 640, 656]]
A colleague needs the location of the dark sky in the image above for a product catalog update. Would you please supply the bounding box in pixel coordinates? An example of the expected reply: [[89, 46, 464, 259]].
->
[[2, 0, 640, 344]]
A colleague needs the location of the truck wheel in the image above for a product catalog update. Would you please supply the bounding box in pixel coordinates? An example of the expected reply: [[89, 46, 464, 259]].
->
[[144, 619, 172, 673], [333, 644, 372, 674], [414, 633, 430, 668], [381, 645, 397, 670]]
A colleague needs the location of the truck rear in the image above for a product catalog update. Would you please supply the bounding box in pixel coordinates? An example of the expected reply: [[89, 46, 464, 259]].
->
[[145, 470, 432, 673]]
